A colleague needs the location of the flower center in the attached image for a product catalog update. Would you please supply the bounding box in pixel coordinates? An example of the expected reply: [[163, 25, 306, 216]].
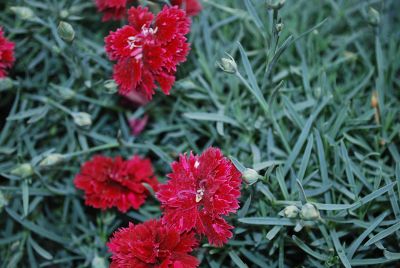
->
[[195, 188, 204, 203]]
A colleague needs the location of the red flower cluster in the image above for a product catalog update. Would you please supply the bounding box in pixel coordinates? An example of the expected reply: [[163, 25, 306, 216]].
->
[[95, 0, 131, 21], [108, 219, 199, 268], [74, 155, 158, 212], [157, 147, 242, 246], [0, 27, 15, 78], [105, 6, 191, 99], [171, 0, 202, 16]]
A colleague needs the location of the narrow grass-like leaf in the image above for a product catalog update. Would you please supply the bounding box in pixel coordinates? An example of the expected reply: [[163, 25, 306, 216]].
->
[[298, 134, 313, 182], [244, 0, 264, 31], [347, 211, 387, 258], [238, 217, 296, 226], [6, 208, 69, 244], [364, 221, 400, 247], [29, 237, 53, 260], [266, 226, 282, 241], [330, 230, 351, 268], [292, 235, 328, 261], [229, 251, 248, 268], [184, 112, 239, 126]]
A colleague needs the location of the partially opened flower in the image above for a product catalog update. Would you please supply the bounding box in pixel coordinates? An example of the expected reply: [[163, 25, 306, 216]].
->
[[105, 6, 191, 99], [95, 0, 130, 21], [157, 147, 242, 246], [0, 27, 15, 78], [171, 0, 202, 16], [74, 155, 158, 212], [108, 219, 199, 268]]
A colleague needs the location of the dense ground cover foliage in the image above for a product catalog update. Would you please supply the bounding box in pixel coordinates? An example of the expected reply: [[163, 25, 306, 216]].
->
[[1, 0, 400, 267]]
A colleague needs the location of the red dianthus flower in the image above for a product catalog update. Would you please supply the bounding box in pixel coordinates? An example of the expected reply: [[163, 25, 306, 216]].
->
[[0, 27, 15, 78], [171, 0, 202, 16], [108, 219, 199, 268], [74, 155, 158, 212], [105, 6, 191, 99], [95, 0, 130, 21], [157, 147, 242, 246]]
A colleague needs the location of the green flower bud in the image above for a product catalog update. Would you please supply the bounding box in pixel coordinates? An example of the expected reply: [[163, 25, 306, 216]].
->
[[242, 168, 261, 185], [104, 80, 118, 94], [300, 203, 320, 220], [368, 7, 380, 27], [275, 23, 284, 32], [91, 255, 107, 268], [0, 77, 13, 91], [72, 112, 92, 128], [218, 56, 237, 74], [10, 6, 35, 20], [283, 205, 300, 218], [39, 154, 65, 167], [11, 163, 34, 178], [58, 21, 75, 42], [266, 0, 285, 10]]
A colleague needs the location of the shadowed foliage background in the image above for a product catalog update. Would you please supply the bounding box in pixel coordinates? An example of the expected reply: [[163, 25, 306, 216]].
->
[[1, 0, 400, 267]]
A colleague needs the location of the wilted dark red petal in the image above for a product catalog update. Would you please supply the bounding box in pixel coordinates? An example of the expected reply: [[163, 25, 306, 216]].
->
[[171, 0, 203, 16]]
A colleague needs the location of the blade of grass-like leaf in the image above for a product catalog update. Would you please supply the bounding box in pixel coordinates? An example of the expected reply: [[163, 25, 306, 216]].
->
[[238, 217, 296, 226], [331, 230, 351, 268], [292, 235, 328, 261], [29, 237, 53, 260], [283, 96, 330, 175], [340, 141, 357, 194], [230, 156, 246, 173], [238, 195, 252, 218], [276, 166, 289, 199], [364, 221, 400, 247], [314, 129, 332, 204], [351, 182, 395, 211], [244, 0, 264, 31], [296, 180, 307, 204], [237, 42, 269, 113], [239, 248, 269, 268], [229, 251, 249, 268], [298, 134, 314, 182], [347, 211, 387, 259], [21, 181, 29, 217], [184, 112, 239, 126], [6, 208, 69, 244], [266, 226, 282, 241]]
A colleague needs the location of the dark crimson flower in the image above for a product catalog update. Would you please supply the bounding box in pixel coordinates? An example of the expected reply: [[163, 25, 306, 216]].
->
[[108, 219, 199, 268], [105, 6, 191, 99], [74, 155, 158, 212], [95, 0, 130, 21], [171, 0, 202, 16], [157, 147, 242, 246], [129, 114, 148, 136], [0, 27, 15, 78]]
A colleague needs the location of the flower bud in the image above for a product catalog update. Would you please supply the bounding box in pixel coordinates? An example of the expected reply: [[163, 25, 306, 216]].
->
[[39, 154, 65, 167], [371, 91, 378, 109], [242, 168, 261, 185], [283, 205, 300, 218], [218, 56, 237, 74], [266, 0, 285, 10], [72, 112, 92, 128], [300, 203, 320, 220], [368, 7, 380, 27], [60, 10, 69, 19], [0, 77, 13, 91], [104, 80, 118, 94], [10, 6, 35, 20], [10, 163, 34, 178], [91, 255, 106, 268], [58, 21, 75, 42], [275, 23, 284, 32]]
